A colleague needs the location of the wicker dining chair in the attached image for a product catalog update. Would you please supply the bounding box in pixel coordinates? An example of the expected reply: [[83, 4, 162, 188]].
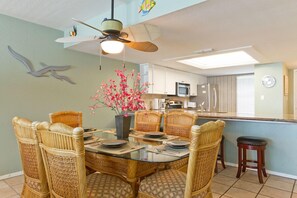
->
[[163, 111, 197, 138], [138, 120, 225, 198], [49, 111, 82, 128], [36, 122, 133, 198], [12, 117, 49, 198], [134, 111, 162, 132], [163, 111, 197, 172]]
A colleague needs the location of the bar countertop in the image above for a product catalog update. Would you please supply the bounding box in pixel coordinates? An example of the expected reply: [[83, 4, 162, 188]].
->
[[141, 109, 297, 123], [194, 111, 297, 123]]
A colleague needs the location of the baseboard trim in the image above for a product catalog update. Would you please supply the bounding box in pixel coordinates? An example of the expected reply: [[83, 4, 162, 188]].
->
[[0, 171, 23, 181], [221, 161, 297, 180]]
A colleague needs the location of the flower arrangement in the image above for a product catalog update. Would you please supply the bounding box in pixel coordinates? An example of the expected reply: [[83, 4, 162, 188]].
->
[[90, 67, 148, 116]]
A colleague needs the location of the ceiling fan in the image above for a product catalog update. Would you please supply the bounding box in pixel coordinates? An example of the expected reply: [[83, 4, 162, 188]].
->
[[56, 0, 158, 54]]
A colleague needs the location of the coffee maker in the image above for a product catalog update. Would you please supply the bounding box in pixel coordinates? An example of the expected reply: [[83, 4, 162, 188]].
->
[[159, 99, 166, 110]]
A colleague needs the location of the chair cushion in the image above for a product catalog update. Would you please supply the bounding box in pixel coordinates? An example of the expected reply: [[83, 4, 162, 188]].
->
[[87, 172, 133, 198], [139, 169, 186, 198], [237, 136, 267, 146], [139, 169, 208, 198]]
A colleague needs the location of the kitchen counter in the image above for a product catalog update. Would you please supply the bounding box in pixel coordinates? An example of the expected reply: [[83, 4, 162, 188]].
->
[[146, 109, 297, 123]]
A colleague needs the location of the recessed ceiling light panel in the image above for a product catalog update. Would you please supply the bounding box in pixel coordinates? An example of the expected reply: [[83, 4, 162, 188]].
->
[[177, 51, 259, 69]]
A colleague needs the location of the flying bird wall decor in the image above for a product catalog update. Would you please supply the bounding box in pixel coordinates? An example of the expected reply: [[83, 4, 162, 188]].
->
[[7, 46, 76, 84]]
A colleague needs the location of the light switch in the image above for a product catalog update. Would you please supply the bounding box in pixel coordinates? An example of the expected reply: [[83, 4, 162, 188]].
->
[[260, 95, 264, 100]]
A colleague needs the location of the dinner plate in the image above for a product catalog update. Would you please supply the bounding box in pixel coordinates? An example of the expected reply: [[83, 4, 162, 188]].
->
[[166, 140, 190, 149], [144, 132, 164, 138], [84, 128, 96, 132], [101, 140, 128, 148], [83, 133, 93, 140]]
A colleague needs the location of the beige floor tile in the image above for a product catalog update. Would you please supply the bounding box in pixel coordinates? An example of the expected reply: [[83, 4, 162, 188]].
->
[[212, 192, 221, 198], [233, 180, 263, 193], [268, 175, 294, 184], [219, 166, 240, 178], [225, 187, 257, 198], [0, 184, 18, 198], [239, 170, 268, 184], [211, 182, 230, 194], [259, 186, 291, 198], [294, 183, 297, 193], [8, 195, 20, 198], [265, 177, 293, 191], [4, 176, 24, 186], [256, 195, 270, 198], [213, 174, 238, 186], [0, 181, 9, 188], [292, 193, 297, 198], [11, 183, 23, 194]]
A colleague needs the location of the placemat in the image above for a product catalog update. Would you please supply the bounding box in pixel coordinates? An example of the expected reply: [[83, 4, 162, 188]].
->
[[129, 132, 179, 142], [84, 136, 101, 145], [146, 145, 189, 157], [85, 142, 145, 155]]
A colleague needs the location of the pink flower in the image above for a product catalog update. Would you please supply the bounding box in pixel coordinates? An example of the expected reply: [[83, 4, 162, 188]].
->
[[90, 66, 149, 116]]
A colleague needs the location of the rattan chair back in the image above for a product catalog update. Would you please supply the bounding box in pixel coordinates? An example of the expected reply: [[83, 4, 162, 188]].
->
[[164, 111, 197, 138], [36, 122, 86, 198], [12, 117, 49, 198], [184, 120, 225, 197], [134, 111, 162, 132], [49, 111, 82, 128]]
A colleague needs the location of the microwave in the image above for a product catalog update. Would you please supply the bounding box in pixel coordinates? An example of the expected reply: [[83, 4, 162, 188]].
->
[[176, 82, 190, 97]]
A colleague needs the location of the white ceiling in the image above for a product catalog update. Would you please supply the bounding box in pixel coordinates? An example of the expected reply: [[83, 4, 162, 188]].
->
[[1, 0, 297, 76]]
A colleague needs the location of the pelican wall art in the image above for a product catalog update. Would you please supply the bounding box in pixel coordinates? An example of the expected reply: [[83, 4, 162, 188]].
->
[[7, 46, 75, 84]]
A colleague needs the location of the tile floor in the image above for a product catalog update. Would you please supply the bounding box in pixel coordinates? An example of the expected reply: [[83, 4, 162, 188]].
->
[[0, 166, 296, 198]]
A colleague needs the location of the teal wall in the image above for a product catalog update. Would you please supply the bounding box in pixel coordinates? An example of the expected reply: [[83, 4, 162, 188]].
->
[[198, 119, 297, 177], [254, 63, 284, 115], [0, 14, 138, 176]]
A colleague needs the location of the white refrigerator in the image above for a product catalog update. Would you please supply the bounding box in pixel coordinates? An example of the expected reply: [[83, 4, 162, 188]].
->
[[192, 83, 219, 112]]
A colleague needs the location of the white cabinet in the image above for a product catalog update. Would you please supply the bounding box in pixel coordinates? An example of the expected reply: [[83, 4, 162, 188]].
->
[[140, 63, 207, 96], [165, 69, 178, 95], [152, 65, 166, 94]]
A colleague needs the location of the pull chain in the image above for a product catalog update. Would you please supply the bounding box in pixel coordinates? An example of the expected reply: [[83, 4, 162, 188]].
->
[[99, 48, 102, 70], [122, 46, 126, 68]]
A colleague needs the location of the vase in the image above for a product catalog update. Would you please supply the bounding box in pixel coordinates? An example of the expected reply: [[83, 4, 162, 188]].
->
[[115, 115, 131, 139]]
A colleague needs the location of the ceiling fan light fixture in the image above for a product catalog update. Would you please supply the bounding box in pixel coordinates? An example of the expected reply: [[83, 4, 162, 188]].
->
[[101, 40, 124, 54]]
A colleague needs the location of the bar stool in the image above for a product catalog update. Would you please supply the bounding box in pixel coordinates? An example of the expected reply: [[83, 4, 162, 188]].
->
[[236, 136, 267, 183], [215, 135, 226, 173]]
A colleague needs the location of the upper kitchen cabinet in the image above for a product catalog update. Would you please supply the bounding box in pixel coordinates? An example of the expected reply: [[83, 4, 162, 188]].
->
[[152, 65, 166, 94], [140, 63, 206, 96]]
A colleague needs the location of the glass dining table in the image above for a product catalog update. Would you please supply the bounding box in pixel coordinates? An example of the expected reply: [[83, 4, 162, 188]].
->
[[84, 129, 190, 196]]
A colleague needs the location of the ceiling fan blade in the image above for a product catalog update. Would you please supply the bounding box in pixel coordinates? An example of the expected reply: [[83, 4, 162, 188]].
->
[[125, 41, 158, 52], [72, 18, 109, 36], [55, 36, 100, 43]]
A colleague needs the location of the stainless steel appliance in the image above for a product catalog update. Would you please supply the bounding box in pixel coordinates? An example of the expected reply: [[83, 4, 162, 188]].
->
[[176, 82, 190, 97], [168, 100, 183, 109], [191, 83, 219, 112]]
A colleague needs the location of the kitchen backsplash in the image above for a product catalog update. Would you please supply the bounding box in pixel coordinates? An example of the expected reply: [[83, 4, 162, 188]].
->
[[141, 94, 189, 110]]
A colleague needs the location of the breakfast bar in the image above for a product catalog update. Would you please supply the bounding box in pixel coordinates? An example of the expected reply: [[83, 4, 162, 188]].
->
[[195, 112, 297, 178]]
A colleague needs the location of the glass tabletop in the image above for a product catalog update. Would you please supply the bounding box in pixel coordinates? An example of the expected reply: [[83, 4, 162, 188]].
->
[[84, 130, 189, 163]]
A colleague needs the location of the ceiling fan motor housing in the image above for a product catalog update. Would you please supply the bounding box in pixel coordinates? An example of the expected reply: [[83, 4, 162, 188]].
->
[[101, 19, 123, 34]]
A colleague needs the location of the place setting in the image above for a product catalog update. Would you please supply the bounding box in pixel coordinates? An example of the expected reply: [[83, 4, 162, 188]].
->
[[146, 140, 190, 157], [84, 139, 146, 155], [129, 131, 179, 142]]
